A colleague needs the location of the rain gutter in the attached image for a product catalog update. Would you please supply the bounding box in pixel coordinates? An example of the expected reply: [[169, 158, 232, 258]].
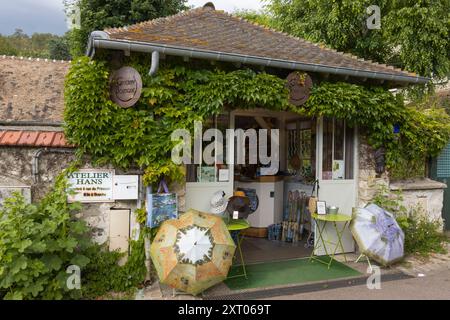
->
[[87, 35, 430, 85]]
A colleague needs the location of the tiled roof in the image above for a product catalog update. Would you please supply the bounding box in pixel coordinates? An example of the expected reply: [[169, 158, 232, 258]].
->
[[0, 130, 72, 148], [0, 56, 70, 123], [105, 6, 425, 83]]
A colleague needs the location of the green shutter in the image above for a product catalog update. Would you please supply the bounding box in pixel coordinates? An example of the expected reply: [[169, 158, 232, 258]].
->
[[437, 143, 450, 178]]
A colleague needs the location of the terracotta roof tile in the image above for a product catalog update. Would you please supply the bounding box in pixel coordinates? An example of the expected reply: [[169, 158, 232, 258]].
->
[[1, 130, 23, 145], [18, 131, 39, 145], [52, 132, 67, 147], [35, 132, 56, 146], [105, 7, 427, 83], [0, 130, 72, 148]]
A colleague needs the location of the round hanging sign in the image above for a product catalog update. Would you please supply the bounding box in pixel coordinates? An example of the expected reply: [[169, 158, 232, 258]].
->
[[286, 72, 313, 106], [109, 66, 143, 108]]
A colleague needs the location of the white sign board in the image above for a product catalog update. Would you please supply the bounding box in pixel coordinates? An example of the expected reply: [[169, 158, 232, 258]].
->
[[113, 175, 139, 200], [67, 170, 114, 203]]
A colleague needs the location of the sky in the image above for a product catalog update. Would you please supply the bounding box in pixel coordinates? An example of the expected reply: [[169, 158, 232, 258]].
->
[[0, 0, 264, 36]]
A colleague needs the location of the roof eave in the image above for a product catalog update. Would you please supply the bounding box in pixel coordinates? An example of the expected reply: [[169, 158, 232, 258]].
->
[[88, 37, 430, 85]]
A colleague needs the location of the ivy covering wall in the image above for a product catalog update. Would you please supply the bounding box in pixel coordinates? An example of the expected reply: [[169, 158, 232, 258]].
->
[[64, 56, 450, 183]]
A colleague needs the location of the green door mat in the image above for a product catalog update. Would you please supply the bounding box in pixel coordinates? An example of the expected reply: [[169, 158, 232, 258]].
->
[[224, 257, 361, 291]]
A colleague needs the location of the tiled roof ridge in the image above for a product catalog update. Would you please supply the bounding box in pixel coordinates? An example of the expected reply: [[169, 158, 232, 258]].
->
[[106, 7, 207, 34], [0, 55, 71, 64]]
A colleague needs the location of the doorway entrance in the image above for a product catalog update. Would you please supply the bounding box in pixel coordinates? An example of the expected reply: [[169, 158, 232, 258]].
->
[[184, 110, 358, 262]]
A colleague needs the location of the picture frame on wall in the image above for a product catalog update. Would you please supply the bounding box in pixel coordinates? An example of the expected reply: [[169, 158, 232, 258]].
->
[[197, 166, 216, 182], [218, 169, 229, 182], [316, 201, 327, 215]]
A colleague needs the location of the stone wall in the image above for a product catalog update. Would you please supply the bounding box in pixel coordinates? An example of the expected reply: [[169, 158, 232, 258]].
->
[[390, 179, 447, 226], [357, 136, 446, 226], [0, 146, 140, 244], [0, 147, 77, 201], [357, 135, 389, 207]]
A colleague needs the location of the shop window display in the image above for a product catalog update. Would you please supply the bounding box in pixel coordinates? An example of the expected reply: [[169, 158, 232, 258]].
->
[[322, 118, 354, 180]]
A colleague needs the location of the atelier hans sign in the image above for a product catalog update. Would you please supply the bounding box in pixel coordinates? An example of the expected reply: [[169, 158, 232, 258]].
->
[[67, 170, 114, 203], [109, 66, 143, 108]]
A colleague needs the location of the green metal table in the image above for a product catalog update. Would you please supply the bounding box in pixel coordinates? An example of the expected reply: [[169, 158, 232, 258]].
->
[[226, 219, 250, 280], [309, 213, 353, 269]]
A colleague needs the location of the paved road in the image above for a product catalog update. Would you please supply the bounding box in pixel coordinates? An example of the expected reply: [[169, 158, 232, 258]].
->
[[264, 268, 450, 300]]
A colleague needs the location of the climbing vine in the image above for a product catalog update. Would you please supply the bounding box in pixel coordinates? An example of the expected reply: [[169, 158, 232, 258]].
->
[[64, 56, 450, 183], [64, 56, 291, 185], [297, 82, 450, 176]]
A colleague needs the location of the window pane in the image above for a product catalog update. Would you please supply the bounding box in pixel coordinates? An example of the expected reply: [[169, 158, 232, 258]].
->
[[310, 120, 317, 179], [322, 118, 354, 181], [216, 113, 230, 181], [287, 119, 316, 180], [332, 119, 345, 180], [334, 119, 345, 160], [322, 118, 333, 180], [345, 126, 354, 179], [186, 113, 230, 183], [186, 164, 198, 182]]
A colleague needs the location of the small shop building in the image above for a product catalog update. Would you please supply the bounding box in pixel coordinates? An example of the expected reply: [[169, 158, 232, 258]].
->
[[84, 3, 437, 259], [1, 4, 447, 291]]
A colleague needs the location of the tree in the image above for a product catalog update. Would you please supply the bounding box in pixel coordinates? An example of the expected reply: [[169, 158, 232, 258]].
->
[[234, 9, 273, 27], [266, 0, 450, 80], [48, 36, 72, 60], [0, 35, 18, 56], [64, 0, 188, 57], [0, 30, 64, 59]]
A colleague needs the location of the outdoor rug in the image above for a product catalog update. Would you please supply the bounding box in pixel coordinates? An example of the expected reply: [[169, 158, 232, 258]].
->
[[224, 257, 362, 291]]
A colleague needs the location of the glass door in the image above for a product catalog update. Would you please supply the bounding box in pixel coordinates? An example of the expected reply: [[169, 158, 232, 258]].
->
[[314, 117, 357, 255]]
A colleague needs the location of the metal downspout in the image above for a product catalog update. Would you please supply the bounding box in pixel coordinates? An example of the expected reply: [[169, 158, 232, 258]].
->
[[149, 51, 160, 76], [32, 148, 75, 183]]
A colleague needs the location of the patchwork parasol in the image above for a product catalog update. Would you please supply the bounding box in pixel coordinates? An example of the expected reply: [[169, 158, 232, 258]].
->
[[150, 209, 236, 295], [350, 204, 405, 266]]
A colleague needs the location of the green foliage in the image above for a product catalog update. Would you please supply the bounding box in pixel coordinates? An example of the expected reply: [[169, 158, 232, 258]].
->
[[373, 185, 448, 257], [297, 82, 450, 174], [0, 169, 147, 300], [143, 162, 185, 187], [64, 56, 291, 185], [64, 0, 188, 57], [266, 0, 450, 81], [384, 0, 450, 80], [64, 56, 450, 183], [80, 245, 124, 299], [0, 29, 68, 59], [268, 0, 390, 63], [372, 185, 408, 216], [234, 9, 273, 26], [0, 36, 18, 56], [134, 208, 147, 226], [81, 234, 147, 299], [0, 174, 90, 300], [400, 209, 448, 257], [48, 36, 72, 60]]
